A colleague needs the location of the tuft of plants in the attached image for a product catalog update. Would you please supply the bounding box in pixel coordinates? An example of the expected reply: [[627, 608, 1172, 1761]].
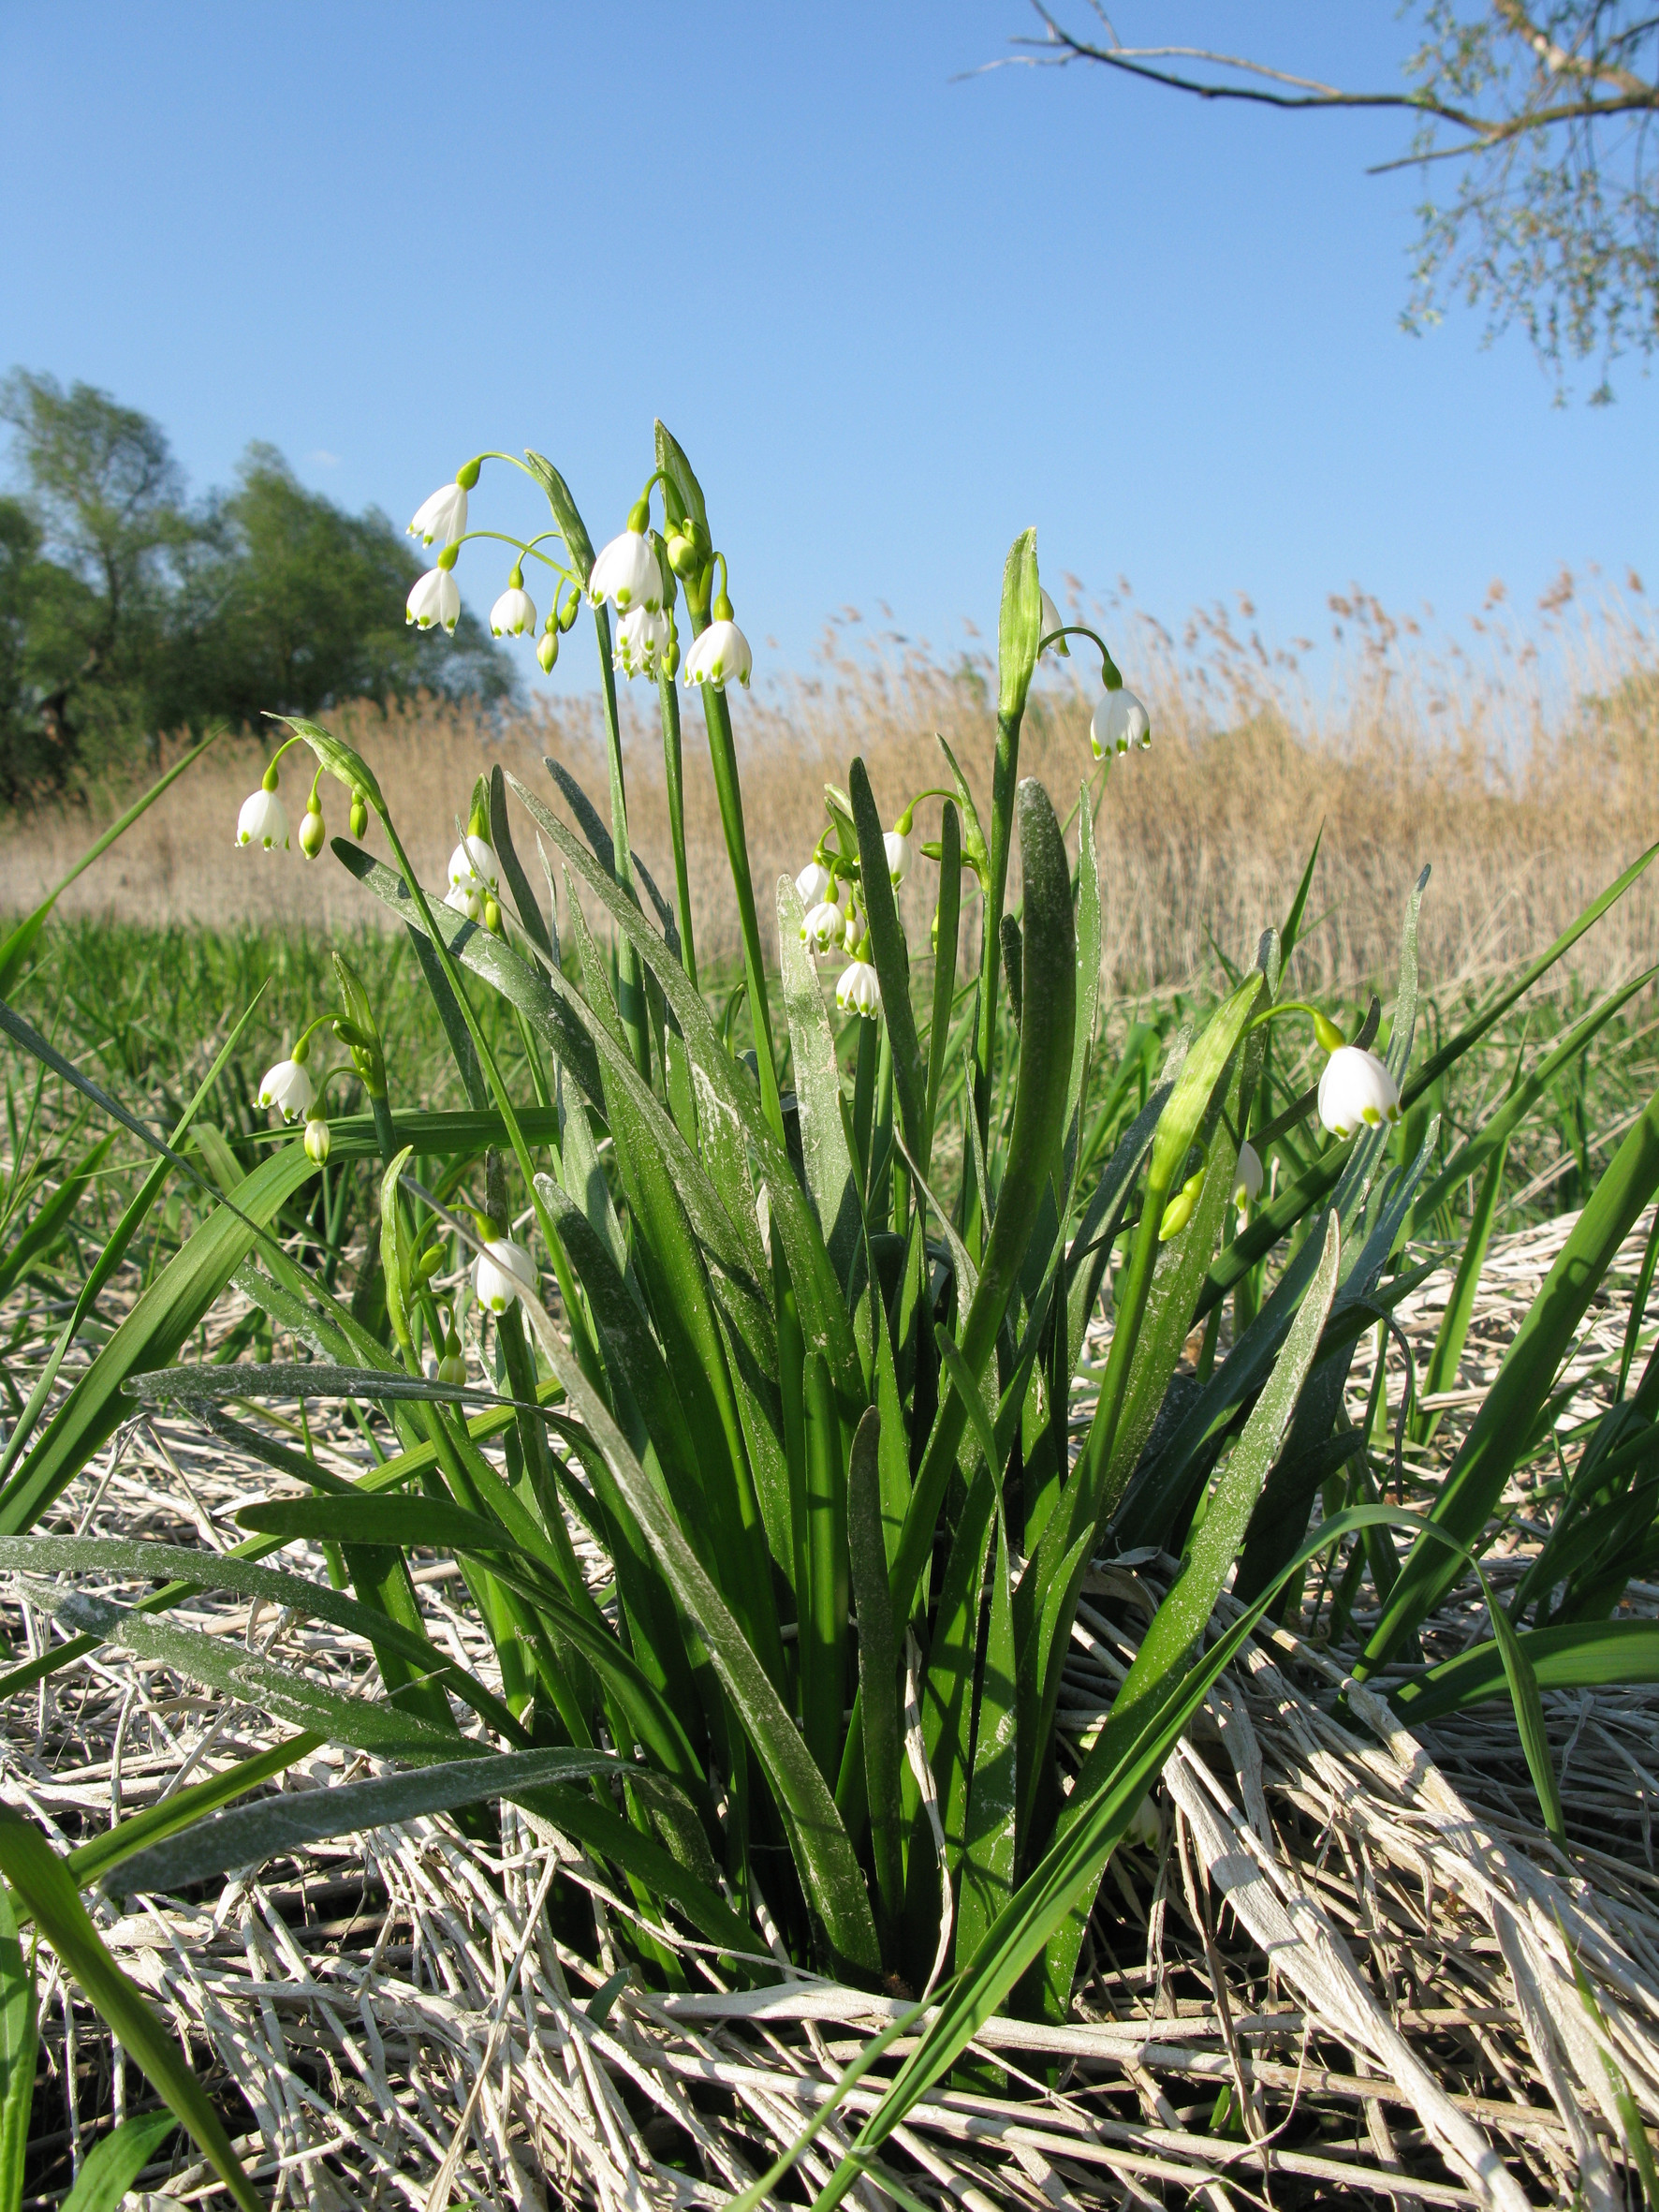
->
[[1, 424, 1658, 2206]]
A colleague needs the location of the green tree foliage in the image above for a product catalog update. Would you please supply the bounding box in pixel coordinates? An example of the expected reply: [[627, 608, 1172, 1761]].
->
[[0, 373, 514, 802]]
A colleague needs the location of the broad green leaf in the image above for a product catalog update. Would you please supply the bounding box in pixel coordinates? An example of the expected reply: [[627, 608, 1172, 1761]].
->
[[0, 1815, 259, 2212], [58, 2112, 176, 2212]]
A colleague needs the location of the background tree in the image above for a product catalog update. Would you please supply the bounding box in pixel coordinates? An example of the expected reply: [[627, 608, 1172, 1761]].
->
[[1006, 4, 1659, 400], [0, 373, 514, 804]]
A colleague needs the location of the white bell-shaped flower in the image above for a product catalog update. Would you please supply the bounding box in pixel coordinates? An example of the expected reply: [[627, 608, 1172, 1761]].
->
[[236, 787, 289, 851], [1233, 1141, 1263, 1206], [475, 1236, 537, 1315], [800, 900, 846, 954], [489, 582, 537, 638], [408, 481, 467, 548], [1038, 587, 1069, 659], [445, 881, 484, 922], [587, 529, 662, 613], [1317, 1047, 1402, 1139], [796, 860, 833, 907], [883, 829, 910, 885], [683, 618, 752, 691], [835, 958, 881, 1020], [614, 604, 671, 679], [1090, 688, 1152, 758], [448, 833, 498, 895], [407, 567, 461, 633], [258, 1057, 316, 1122]]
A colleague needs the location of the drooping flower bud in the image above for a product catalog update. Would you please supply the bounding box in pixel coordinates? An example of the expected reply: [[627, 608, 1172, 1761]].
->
[[537, 627, 559, 673], [303, 1113, 331, 1164], [683, 618, 752, 691], [587, 528, 663, 613], [1233, 1141, 1263, 1207], [475, 1237, 537, 1315], [349, 788, 369, 839], [1090, 688, 1152, 759], [408, 480, 468, 548], [884, 828, 910, 885], [299, 804, 326, 860], [258, 1057, 316, 1123], [490, 570, 538, 638], [614, 604, 671, 680], [1317, 1047, 1402, 1139], [1038, 587, 1069, 659], [801, 900, 846, 954], [835, 958, 881, 1021], [406, 566, 461, 632], [236, 787, 289, 851]]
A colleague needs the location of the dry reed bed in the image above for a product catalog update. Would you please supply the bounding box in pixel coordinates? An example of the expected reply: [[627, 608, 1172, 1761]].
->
[[4, 584, 1658, 998], [3, 1205, 1657, 2207]]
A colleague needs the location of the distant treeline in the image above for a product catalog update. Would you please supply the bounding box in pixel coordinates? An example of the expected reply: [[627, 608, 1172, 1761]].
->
[[0, 370, 514, 802]]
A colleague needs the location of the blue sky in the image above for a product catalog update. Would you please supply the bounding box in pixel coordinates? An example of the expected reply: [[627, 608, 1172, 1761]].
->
[[4, 2, 1654, 699]]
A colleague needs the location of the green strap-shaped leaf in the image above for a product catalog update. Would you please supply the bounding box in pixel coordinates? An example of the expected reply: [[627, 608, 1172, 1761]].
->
[[507, 774, 860, 1398], [58, 2113, 177, 2212], [1035, 1213, 1342, 2018], [1395, 1617, 1659, 1721], [1363, 1083, 1659, 1674], [848, 757, 928, 1175], [847, 1410, 902, 1941], [509, 1279, 881, 1979], [0, 1881, 36, 2212], [0, 1142, 317, 1536], [0, 1815, 259, 2212], [888, 780, 1077, 1630], [778, 877, 862, 1290]]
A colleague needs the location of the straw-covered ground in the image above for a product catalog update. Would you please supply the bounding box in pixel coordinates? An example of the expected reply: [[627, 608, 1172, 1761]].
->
[[4, 1202, 1656, 2210]]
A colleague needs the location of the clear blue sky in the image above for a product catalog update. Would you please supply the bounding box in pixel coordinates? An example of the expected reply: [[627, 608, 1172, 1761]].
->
[[4, 2, 1654, 698]]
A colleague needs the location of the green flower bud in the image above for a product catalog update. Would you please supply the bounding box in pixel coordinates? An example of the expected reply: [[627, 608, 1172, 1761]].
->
[[558, 593, 580, 633], [349, 788, 369, 839], [418, 1244, 446, 1279], [303, 1113, 330, 1165], [537, 629, 558, 674], [483, 895, 501, 934], [1313, 1010, 1346, 1054], [299, 806, 326, 859]]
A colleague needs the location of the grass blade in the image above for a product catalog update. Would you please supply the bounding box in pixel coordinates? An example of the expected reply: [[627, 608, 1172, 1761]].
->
[[0, 1882, 36, 2212], [59, 2112, 177, 2212]]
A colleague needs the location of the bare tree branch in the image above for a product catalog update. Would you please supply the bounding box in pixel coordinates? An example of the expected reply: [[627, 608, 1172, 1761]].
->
[[1002, 2, 1659, 396]]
